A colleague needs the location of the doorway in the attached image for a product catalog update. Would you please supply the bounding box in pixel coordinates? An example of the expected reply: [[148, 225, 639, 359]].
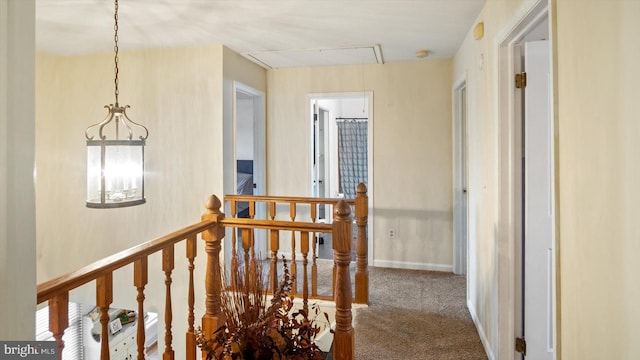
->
[[453, 78, 468, 276], [232, 82, 266, 259], [497, 1, 555, 359], [308, 92, 374, 262], [519, 36, 554, 360], [313, 105, 330, 220]]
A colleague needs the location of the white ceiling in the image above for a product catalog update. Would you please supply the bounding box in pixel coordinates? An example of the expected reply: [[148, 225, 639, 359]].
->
[[35, 0, 486, 69]]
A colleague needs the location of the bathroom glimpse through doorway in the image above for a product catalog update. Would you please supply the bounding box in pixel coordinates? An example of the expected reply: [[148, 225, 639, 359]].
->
[[308, 92, 374, 262]]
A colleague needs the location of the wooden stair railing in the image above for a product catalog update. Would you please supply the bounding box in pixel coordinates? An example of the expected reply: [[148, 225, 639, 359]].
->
[[213, 197, 355, 360], [37, 220, 216, 360], [37, 191, 363, 360], [225, 182, 369, 304]]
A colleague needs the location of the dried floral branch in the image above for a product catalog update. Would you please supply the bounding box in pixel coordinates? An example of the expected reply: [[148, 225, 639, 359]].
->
[[196, 255, 327, 360]]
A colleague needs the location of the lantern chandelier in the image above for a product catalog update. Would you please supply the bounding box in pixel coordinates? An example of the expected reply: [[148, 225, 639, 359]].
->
[[85, 0, 148, 208]]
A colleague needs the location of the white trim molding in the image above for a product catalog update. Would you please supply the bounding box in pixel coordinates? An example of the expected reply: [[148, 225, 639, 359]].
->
[[373, 260, 453, 273], [468, 298, 496, 360]]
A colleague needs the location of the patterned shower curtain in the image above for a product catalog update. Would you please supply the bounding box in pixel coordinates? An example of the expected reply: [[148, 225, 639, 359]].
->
[[337, 120, 368, 199]]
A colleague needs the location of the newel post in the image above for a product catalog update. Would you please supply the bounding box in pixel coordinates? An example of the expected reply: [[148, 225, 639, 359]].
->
[[332, 200, 355, 360], [201, 195, 226, 346], [355, 183, 369, 304]]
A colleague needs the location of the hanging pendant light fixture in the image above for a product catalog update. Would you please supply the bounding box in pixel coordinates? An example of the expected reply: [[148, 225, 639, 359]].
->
[[85, 0, 148, 208]]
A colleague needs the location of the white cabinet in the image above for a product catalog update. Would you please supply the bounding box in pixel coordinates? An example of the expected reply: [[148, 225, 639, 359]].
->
[[109, 321, 136, 360], [84, 308, 157, 360]]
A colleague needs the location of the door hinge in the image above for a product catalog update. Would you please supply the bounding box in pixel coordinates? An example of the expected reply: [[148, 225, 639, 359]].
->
[[515, 72, 527, 89], [516, 337, 527, 355]]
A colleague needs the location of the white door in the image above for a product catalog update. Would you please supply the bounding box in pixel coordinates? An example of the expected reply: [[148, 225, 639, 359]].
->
[[312, 103, 330, 220], [523, 39, 554, 360], [453, 83, 468, 275]]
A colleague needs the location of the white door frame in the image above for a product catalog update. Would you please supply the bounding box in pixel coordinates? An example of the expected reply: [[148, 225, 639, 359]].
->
[[231, 81, 267, 259], [234, 81, 266, 200], [496, 0, 557, 359], [312, 103, 331, 199], [453, 75, 468, 276], [308, 92, 374, 264], [312, 105, 331, 220]]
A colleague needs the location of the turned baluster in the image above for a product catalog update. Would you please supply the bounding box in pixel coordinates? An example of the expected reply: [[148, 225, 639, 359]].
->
[[290, 202, 297, 294], [49, 292, 69, 359], [300, 231, 310, 314], [249, 199, 256, 221], [185, 236, 197, 360], [310, 203, 318, 297], [242, 228, 252, 285], [201, 195, 226, 345], [134, 257, 148, 360], [268, 201, 276, 221], [162, 245, 175, 360], [248, 201, 257, 280], [269, 202, 278, 293], [97, 273, 113, 360], [333, 200, 355, 360], [230, 200, 238, 286], [270, 229, 280, 294], [355, 183, 369, 304]]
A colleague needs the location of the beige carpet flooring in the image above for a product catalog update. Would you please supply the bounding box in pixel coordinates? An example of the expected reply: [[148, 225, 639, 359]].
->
[[352, 266, 487, 360], [255, 257, 488, 360]]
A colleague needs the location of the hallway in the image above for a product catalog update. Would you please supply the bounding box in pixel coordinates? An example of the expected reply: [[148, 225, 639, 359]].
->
[[354, 267, 486, 359]]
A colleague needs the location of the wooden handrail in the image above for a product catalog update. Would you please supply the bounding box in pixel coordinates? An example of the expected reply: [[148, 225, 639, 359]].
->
[[224, 194, 356, 205], [219, 217, 332, 232], [37, 220, 215, 304]]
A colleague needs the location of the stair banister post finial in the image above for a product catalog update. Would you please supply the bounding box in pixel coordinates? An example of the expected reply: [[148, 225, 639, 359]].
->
[[201, 195, 226, 350], [205, 195, 222, 215], [332, 200, 355, 360]]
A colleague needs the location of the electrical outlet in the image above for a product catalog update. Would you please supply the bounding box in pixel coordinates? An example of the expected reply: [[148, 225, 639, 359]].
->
[[388, 228, 396, 239]]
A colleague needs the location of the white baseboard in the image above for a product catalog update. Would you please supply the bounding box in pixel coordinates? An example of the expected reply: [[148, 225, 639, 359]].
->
[[276, 252, 294, 261], [269, 256, 452, 273], [372, 260, 453, 272], [467, 298, 495, 360]]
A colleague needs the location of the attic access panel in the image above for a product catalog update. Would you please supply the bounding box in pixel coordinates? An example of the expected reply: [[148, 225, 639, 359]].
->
[[244, 45, 383, 69]]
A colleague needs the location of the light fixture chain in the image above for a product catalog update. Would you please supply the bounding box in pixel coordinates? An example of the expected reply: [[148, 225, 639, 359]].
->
[[113, 0, 119, 104]]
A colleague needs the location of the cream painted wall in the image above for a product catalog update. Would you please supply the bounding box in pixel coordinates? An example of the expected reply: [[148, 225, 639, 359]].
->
[[455, 0, 640, 359], [267, 61, 453, 269], [0, 0, 36, 340], [222, 46, 267, 197], [34, 45, 264, 353], [452, 0, 528, 357], [36, 45, 224, 275], [556, 1, 640, 358]]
